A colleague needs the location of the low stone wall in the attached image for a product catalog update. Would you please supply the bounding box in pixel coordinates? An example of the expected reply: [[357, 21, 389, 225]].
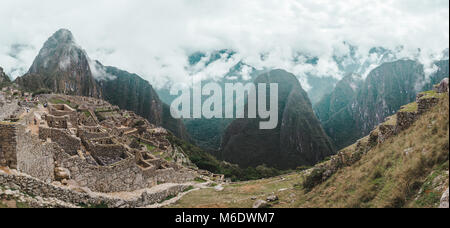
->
[[155, 168, 196, 184], [0, 170, 191, 208], [39, 127, 81, 156]]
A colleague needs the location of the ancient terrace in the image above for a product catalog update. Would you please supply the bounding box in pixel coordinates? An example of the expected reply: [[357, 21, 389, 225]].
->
[[1, 94, 221, 196]]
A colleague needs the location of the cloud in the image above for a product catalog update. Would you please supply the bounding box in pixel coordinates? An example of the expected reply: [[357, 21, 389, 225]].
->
[[0, 0, 448, 88]]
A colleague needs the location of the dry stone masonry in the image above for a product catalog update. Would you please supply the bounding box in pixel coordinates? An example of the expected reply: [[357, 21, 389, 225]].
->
[[1, 92, 216, 207]]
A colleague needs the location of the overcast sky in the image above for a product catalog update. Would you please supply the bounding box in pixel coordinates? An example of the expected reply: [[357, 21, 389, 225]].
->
[[0, 0, 448, 88]]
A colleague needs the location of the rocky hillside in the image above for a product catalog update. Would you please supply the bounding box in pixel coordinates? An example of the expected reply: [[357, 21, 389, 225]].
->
[[14, 29, 188, 140], [220, 69, 335, 169], [168, 79, 449, 208], [0, 67, 11, 87], [317, 60, 449, 149]]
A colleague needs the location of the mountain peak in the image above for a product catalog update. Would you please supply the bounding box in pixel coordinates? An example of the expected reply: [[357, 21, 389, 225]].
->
[[49, 29, 75, 45], [29, 28, 86, 74]]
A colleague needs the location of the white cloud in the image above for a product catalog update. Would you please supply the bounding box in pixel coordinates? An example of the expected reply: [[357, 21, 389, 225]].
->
[[0, 0, 448, 88]]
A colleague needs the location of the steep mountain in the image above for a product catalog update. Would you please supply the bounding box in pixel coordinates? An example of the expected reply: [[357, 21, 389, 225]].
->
[[171, 85, 449, 208], [220, 69, 335, 169], [0, 67, 11, 86], [14, 29, 188, 140], [15, 29, 102, 98], [320, 59, 449, 149], [314, 73, 363, 123]]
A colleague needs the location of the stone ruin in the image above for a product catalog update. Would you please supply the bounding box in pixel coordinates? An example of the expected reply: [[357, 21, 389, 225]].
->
[[1, 94, 203, 194]]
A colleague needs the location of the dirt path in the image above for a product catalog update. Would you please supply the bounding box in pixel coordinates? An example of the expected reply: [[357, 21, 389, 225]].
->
[[144, 182, 212, 208]]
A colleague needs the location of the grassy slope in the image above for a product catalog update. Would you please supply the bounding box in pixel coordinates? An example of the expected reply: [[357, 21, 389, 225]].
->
[[170, 94, 449, 208]]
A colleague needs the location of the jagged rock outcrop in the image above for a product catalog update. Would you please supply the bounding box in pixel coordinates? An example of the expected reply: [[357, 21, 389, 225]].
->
[[14, 29, 188, 140], [220, 69, 335, 169], [16, 29, 102, 98], [434, 78, 449, 93]]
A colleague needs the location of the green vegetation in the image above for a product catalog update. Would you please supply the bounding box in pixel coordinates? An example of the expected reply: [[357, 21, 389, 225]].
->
[[194, 177, 207, 183], [169, 94, 449, 208], [83, 111, 91, 118], [159, 195, 176, 203], [413, 162, 449, 208], [49, 98, 78, 109], [419, 90, 447, 100], [297, 95, 449, 208], [166, 134, 290, 182], [399, 102, 418, 112], [139, 141, 156, 151], [32, 88, 52, 97], [183, 186, 195, 192], [15, 201, 31, 208]]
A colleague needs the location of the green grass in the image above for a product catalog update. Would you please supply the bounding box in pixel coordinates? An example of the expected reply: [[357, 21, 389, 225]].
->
[[15, 201, 31, 208], [166, 133, 289, 182], [418, 90, 447, 100], [194, 177, 207, 183], [159, 195, 176, 203], [83, 111, 91, 118], [399, 102, 418, 112], [169, 94, 449, 208], [139, 141, 156, 152], [183, 186, 195, 192]]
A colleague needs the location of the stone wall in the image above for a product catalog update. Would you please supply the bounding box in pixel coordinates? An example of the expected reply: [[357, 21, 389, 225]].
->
[[59, 153, 156, 193], [396, 111, 418, 132], [0, 170, 191, 208], [16, 129, 56, 183], [39, 127, 81, 156], [1, 123, 57, 183], [417, 97, 440, 114], [48, 104, 77, 125], [0, 123, 18, 169], [78, 127, 109, 140], [0, 101, 19, 121], [45, 115, 69, 129], [154, 168, 196, 184]]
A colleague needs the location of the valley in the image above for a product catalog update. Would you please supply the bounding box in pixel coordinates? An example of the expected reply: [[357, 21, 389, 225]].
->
[[169, 82, 450, 208], [1, 27, 449, 209]]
